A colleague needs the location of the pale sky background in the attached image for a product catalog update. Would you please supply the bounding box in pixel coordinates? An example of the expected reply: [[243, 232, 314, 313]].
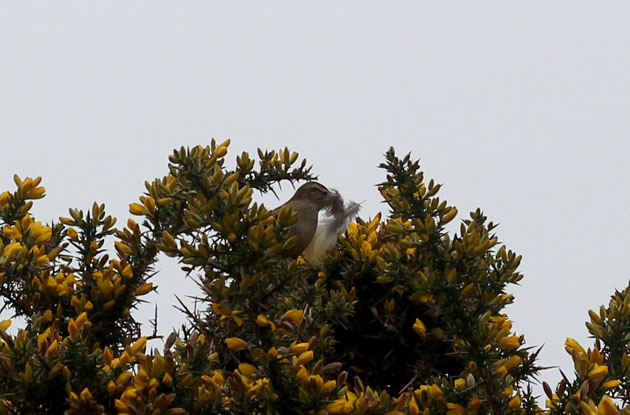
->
[[2, 2, 630, 398]]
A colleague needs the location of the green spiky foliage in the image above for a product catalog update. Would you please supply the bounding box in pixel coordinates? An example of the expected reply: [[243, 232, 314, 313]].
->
[[0, 141, 626, 415]]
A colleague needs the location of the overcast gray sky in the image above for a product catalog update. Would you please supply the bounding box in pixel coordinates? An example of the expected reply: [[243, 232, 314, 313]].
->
[[2, 2, 630, 396]]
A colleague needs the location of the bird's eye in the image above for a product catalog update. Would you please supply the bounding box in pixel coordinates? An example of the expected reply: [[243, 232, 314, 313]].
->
[[310, 188, 325, 198]]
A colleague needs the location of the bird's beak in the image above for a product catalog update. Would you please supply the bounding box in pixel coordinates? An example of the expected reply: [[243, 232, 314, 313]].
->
[[324, 189, 344, 215]]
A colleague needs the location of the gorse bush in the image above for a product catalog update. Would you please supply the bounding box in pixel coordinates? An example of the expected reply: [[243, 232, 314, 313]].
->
[[0, 141, 628, 414]]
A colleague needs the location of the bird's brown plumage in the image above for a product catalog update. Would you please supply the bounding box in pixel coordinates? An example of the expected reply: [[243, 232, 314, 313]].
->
[[272, 182, 341, 258]]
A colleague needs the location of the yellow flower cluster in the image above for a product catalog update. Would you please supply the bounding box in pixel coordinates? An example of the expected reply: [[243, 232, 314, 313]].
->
[[1, 213, 53, 269], [346, 215, 381, 265], [10, 145, 630, 414], [540, 337, 620, 414], [482, 314, 522, 355]]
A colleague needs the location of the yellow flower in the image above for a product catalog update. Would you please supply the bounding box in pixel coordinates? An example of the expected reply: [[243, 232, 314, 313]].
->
[[498, 336, 520, 349], [598, 395, 618, 415], [565, 337, 585, 356], [34, 254, 48, 266], [0, 191, 10, 207], [321, 380, 336, 393], [103, 347, 113, 364], [429, 384, 442, 400], [76, 312, 88, 328], [247, 381, 265, 397], [97, 278, 114, 297], [225, 337, 247, 350], [326, 400, 346, 414], [504, 355, 523, 370], [129, 337, 147, 355], [114, 241, 132, 255], [361, 241, 373, 258], [27, 186, 46, 200], [413, 318, 426, 339], [468, 397, 482, 410], [79, 388, 92, 401], [122, 265, 133, 278], [32, 225, 52, 244], [295, 366, 308, 381], [496, 365, 508, 377], [117, 371, 133, 385], [508, 395, 521, 409], [107, 380, 117, 395], [589, 364, 608, 381], [281, 309, 303, 324], [446, 403, 465, 415], [68, 319, 78, 338], [289, 342, 310, 354], [296, 351, 314, 366], [0, 320, 11, 331], [212, 370, 224, 385], [408, 398, 420, 415], [256, 314, 269, 326], [161, 372, 172, 386], [602, 379, 621, 391], [326, 391, 358, 414], [3, 242, 23, 260], [135, 282, 153, 296], [114, 399, 128, 411], [142, 196, 156, 213], [23, 363, 33, 383], [454, 378, 466, 390], [215, 145, 228, 157], [580, 401, 596, 415], [347, 223, 358, 238], [442, 207, 458, 224], [158, 197, 174, 206], [119, 351, 131, 365], [238, 363, 257, 377], [67, 228, 78, 240], [46, 340, 59, 358], [129, 203, 148, 216], [211, 303, 230, 316]]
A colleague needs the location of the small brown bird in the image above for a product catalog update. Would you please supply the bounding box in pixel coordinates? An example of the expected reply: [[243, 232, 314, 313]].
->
[[273, 181, 360, 261]]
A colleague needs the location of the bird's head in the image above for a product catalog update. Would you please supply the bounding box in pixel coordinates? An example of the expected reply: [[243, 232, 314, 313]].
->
[[291, 182, 341, 211]]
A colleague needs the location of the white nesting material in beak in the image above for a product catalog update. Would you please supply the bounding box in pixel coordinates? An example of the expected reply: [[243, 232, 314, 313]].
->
[[302, 196, 361, 265]]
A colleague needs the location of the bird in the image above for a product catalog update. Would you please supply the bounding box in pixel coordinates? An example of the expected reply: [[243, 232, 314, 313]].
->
[[273, 181, 360, 262]]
